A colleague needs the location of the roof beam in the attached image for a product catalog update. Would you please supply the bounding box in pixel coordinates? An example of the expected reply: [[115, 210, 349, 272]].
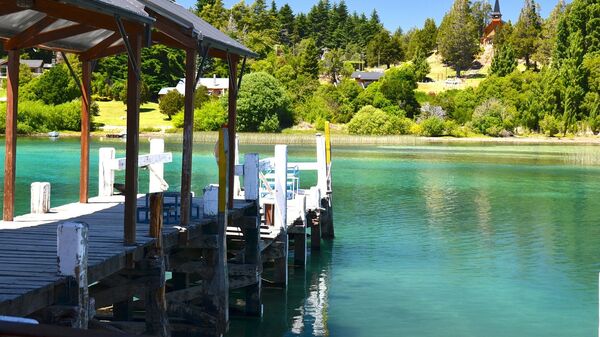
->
[[4, 16, 57, 50], [146, 10, 197, 49], [80, 32, 122, 61], [0, 0, 145, 35], [152, 31, 188, 50], [87, 43, 127, 60], [19, 24, 99, 49]]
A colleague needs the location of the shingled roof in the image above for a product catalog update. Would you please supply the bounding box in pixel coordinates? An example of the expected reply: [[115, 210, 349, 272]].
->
[[140, 0, 257, 57]]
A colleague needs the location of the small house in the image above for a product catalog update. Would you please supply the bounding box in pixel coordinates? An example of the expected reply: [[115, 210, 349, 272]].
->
[[0, 59, 45, 77], [159, 75, 229, 99], [351, 71, 384, 88]]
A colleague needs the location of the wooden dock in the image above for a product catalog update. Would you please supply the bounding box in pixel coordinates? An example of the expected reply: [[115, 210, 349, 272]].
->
[[0, 129, 335, 337]]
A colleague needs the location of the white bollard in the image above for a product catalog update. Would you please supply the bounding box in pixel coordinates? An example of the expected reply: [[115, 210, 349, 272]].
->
[[244, 153, 260, 201], [98, 148, 115, 197], [234, 135, 242, 198], [30, 182, 51, 214], [149, 139, 166, 193], [57, 222, 89, 329], [274, 145, 288, 230], [316, 135, 327, 196], [203, 184, 220, 217]]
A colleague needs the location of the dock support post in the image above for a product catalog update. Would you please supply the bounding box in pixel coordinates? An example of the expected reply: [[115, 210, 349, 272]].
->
[[145, 193, 170, 337], [180, 47, 197, 227], [199, 127, 229, 335], [273, 145, 288, 287], [243, 153, 262, 316], [31, 182, 51, 214], [80, 60, 92, 204], [98, 148, 115, 197], [57, 222, 89, 329], [317, 131, 335, 240], [123, 32, 142, 246], [3, 49, 19, 221]]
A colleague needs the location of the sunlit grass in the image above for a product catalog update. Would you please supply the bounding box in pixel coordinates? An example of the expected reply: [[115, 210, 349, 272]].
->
[[95, 100, 174, 131]]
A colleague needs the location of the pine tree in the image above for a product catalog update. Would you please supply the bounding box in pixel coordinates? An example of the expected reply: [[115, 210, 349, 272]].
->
[[437, 0, 480, 77], [534, 0, 566, 66], [278, 4, 295, 46], [560, 31, 586, 135], [421, 18, 438, 53], [199, 0, 228, 30], [471, 0, 492, 34], [412, 47, 431, 82], [195, 0, 215, 13], [512, 0, 543, 69], [299, 38, 321, 79], [490, 44, 517, 76]]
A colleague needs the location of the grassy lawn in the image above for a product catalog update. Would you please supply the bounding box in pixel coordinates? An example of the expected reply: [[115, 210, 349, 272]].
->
[[95, 101, 174, 131]]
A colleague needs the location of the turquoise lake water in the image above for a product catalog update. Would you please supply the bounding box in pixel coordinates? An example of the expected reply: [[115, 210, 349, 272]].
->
[[1, 137, 599, 336]]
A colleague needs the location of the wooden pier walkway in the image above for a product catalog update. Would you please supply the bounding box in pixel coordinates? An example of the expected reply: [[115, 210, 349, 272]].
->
[[0, 195, 252, 317]]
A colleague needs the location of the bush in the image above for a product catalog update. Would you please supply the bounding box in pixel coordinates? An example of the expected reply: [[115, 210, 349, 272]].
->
[[5, 100, 85, 134], [159, 90, 185, 120], [419, 117, 445, 137], [539, 115, 561, 137], [236, 72, 291, 132], [472, 98, 516, 136], [347, 105, 410, 135], [194, 100, 227, 131], [25, 64, 79, 105]]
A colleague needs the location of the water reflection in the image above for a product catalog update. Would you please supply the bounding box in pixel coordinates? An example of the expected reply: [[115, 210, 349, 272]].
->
[[227, 245, 333, 337]]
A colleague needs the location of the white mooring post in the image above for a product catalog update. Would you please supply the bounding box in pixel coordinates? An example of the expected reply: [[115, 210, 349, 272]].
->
[[244, 153, 260, 201], [30, 182, 51, 214], [57, 222, 89, 329], [234, 135, 242, 198], [149, 139, 166, 193], [316, 134, 327, 196], [274, 145, 288, 230], [98, 147, 115, 197]]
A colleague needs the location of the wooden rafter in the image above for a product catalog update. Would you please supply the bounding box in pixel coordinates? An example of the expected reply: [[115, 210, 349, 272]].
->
[[20, 24, 99, 50], [152, 31, 187, 50], [146, 10, 196, 49], [4, 16, 57, 50], [88, 44, 127, 60], [0, 0, 145, 35], [80, 33, 122, 61]]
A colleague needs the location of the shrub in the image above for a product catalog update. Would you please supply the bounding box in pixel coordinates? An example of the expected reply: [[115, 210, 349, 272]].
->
[[347, 105, 409, 135], [159, 90, 185, 120], [26, 64, 79, 105], [418, 103, 446, 121], [472, 98, 516, 136], [419, 117, 445, 137], [236, 72, 291, 132], [7, 100, 85, 134], [539, 115, 561, 137], [194, 100, 227, 131]]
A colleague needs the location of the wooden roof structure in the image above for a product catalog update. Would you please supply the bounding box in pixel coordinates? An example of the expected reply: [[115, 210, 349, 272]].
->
[[0, 0, 255, 251]]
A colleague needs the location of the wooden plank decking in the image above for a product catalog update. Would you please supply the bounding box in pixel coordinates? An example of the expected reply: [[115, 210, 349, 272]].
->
[[0, 195, 253, 317]]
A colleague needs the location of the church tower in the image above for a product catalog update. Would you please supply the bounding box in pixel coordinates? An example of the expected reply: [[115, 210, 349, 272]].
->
[[491, 0, 502, 21]]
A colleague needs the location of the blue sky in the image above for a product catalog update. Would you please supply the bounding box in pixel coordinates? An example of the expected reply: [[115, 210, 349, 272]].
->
[[179, 0, 567, 31]]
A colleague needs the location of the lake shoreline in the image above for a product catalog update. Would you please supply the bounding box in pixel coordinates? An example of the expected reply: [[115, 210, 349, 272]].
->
[[27, 131, 600, 146]]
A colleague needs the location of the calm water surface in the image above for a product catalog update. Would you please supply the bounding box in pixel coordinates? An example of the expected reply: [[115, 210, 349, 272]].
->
[[1, 137, 599, 337]]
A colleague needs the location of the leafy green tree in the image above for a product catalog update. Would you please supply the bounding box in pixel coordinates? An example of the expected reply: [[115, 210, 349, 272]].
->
[[366, 31, 402, 68], [512, 0, 543, 69], [235, 72, 291, 132], [437, 0, 480, 77], [28, 64, 79, 105], [490, 44, 517, 76], [471, 0, 492, 34], [19, 63, 33, 86], [159, 90, 184, 120], [323, 48, 344, 83], [559, 32, 586, 135], [299, 38, 321, 79], [379, 65, 419, 117]]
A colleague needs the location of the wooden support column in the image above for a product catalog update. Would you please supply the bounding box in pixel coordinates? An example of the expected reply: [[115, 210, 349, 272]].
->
[[124, 33, 142, 246], [145, 193, 170, 337], [227, 55, 239, 209], [79, 60, 92, 203], [199, 127, 229, 335], [3, 49, 19, 221], [180, 48, 197, 227]]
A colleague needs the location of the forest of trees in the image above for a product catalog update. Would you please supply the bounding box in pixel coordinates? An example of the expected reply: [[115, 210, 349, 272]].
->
[[1, 0, 598, 138]]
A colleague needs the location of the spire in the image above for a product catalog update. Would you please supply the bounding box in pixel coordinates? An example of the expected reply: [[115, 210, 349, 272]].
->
[[491, 0, 502, 20]]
